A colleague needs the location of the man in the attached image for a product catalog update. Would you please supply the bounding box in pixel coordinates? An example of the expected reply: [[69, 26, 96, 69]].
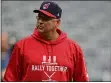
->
[[3, 1, 89, 82]]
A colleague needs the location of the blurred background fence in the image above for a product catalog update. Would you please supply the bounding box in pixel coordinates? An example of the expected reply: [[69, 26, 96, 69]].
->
[[1, 1, 111, 81]]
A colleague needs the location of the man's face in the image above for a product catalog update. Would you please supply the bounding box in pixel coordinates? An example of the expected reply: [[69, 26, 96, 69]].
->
[[36, 13, 60, 33]]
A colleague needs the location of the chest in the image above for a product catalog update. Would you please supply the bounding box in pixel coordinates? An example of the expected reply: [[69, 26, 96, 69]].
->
[[20, 41, 76, 81], [24, 43, 74, 65]]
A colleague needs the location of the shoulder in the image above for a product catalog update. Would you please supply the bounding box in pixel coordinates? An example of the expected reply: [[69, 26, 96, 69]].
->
[[66, 38, 80, 46], [15, 36, 33, 48], [65, 37, 83, 52]]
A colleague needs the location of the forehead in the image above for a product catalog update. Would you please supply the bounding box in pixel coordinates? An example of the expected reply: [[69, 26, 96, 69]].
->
[[37, 12, 57, 21]]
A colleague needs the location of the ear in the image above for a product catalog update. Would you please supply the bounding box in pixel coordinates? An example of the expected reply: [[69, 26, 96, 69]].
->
[[56, 19, 61, 27]]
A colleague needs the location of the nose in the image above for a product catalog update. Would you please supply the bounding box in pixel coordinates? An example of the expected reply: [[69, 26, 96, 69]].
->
[[38, 19, 44, 25], [36, 16, 44, 24]]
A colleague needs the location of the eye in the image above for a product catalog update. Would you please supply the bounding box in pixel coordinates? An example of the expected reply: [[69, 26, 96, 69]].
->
[[36, 15, 54, 21]]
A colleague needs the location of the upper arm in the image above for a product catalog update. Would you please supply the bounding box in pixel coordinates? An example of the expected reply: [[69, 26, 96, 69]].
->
[[3, 44, 23, 82], [72, 43, 89, 82]]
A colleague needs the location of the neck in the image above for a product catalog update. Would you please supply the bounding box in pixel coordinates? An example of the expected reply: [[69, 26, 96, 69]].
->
[[40, 29, 59, 41]]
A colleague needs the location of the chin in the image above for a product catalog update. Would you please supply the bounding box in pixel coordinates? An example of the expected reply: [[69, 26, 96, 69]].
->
[[38, 30, 44, 33]]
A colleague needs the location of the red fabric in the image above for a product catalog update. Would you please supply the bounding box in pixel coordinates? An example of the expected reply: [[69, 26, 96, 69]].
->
[[39, 10, 56, 18], [3, 28, 89, 82]]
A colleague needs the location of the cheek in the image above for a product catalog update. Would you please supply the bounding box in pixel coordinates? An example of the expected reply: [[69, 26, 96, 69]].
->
[[45, 22, 54, 29], [36, 20, 39, 27]]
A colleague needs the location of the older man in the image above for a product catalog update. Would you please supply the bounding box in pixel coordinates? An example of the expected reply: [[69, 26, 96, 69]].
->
[[3, 1, 88, 82]]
